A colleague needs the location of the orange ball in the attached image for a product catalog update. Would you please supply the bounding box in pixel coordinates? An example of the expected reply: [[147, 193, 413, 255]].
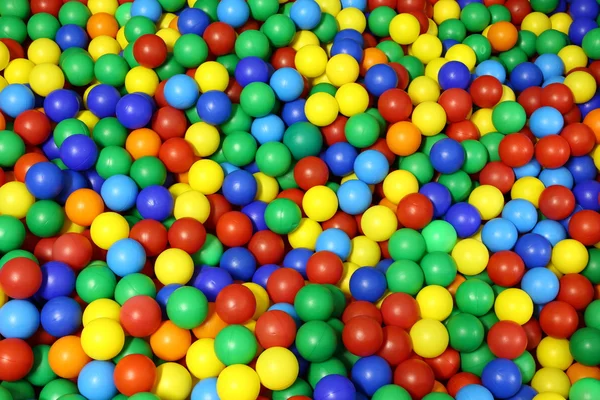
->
[[65, 188, 105, 226], [48, 335, 92, 379], [192, 303, 228, 339], [86, 13, 119, 39], [361, 48, 388, 76], [583, 109, 600, 143], [567, 363, 600, 384], [0, 112, 5, 130], [149, 321, 191, 361], [487, 21, 518, 52], [447, 275, 466, 297], [169, 17, 179, 30], [432, 380, 448, 393], [386, 121, 422, 156], [125, 128, 162, 159], [14, 152, 48, 182]]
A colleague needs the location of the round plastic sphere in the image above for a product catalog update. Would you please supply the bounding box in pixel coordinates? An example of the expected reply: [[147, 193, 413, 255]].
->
[[438, 61, 471, 90], [41, 296, 82, 338], [196, 91, 232, 125], [106, 238, 146, 277], [481, 358, 522, 398], [136, 185, 174, 221], [351, 355, 393, 396], [215, 284, 256, 324], [570, 327, 600, 366], [116, 94, 154, 130], [164, 74, 199, 110], [0, 257, 42, 299], [38, 261, 76, 300], [0, 84, 35, 118], [77, 360, 118, 400], [365, 64, 399, 97], [444, 202, 481, 238], [456, 385, 494, 400], [0, 299, 40, 339], [80, 317, 125, 360], [314, 375, 356, 400], [114, 354, 156, 396], [514, 233, 552, 269], [354, 150, 390, 184], [44, 89, 80, 123], [120, 295, 162, 338], [343, 316, 384, 357], [494, 288, 534, 326], [481, 218, 518, 253], [487, 321, 528, 359], [530, 106, 565, 138], [337, 180, 372, 215], [101, 175, 138, 212], [255, 347, 299, 391], [0, 338, 34, 382], [24, 161, 64, 200], [87, 85, 121, 119]]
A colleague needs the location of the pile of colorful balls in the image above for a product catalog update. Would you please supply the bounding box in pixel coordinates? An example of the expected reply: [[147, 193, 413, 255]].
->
[[3, 0, 600, 399]]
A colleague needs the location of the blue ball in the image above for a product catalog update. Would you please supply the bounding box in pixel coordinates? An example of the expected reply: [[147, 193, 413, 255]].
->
[[542, 76, 565, 87], [244, 161, 260, 174], [364, 64, 398, 97], [573, 179, 600, 210], [510, 62, 543, 92], [87, 84, 120, 118], [0, 299, 40, 339], [85, 169, 105, 193], [529, 106, 564, 138], [330, 38, 363, 62], [514, 233, 552, 269], [164, 74, 200, 110], [444, 202, 481, 238], [341, 0, 366, 10], [217, 0, 250, 28], [192, 267, 234, 302], [57, 170, 88, 204], [270, 68, 304, 102], [513, 159, 541, 179], [521, 267, 560, 304], [101, 174, 138, 212], [0, 84, 35, 118], [136, 185, 174, 221], [40, 296, 82, 337], [130, 0, 162, 21], [281, 99, 308, 125], [502, 199, 538, 233], [337, 180, 372, 215], [578, 93, 600, 119], [351, 356, 392, 396], [252, 264, 279, 288], [235, 56, 270, 87], [283, 248, 313, 279], [438, 61, 472, 90], [290, 0, 322, 30], [241, 200, 268, 231], [354, 150, 390, 184], [177, 8, 211, 35], [77, 360, 118, 400], [538, 167, 574, 189], [219, 247, 257, 281], [115, 93, 153, 130], [222, 169, 257, 206], [251, 114, 285, 144], [430, 138, 466, 174], [315, 228, 352, 260], [349, 267, 387, 303], [41, 135, 60, 159], [334, 29, 364, 46], [481, 218, 519, 252], [192, 377, 219, 400], [25, 161, 64, 200], [566, 156, 597, 184], [314, 375, 356, 400], [107, 238, 147, 277], [570, 0, 600, 19], [375, 258, 394, 273], [156, 283, 182, 317], [475, 60, 507, 83], [442, 39, 460, 54], [507, 385, 537, 400], [196, 90, 232, 125], [481, 359, 522, 399], [532, 219, 567, 246], [456, 384, 494, 400], [55, 24, 88, 50], [569, 18, 598, 46], [420, 182, 452, 218], [324, 142, 358, 177], [534, 54, 564, 81], [44, 89, 80, 122], [60, 134, 99, 171], [38, 261, 76, 300]]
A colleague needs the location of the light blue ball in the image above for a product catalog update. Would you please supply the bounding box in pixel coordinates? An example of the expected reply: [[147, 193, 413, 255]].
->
[[192, 378, 219, 400], [529, 106, 564, 138], [534, 54, 564, 80], [538, 167, 574, 189], [513, 159, 541, 179], [290, 0, 322, 30], [77, 361, 118, 400], [481, 218, 519, 252], [532, 220, 567, 246], [475, 60, 506, 83], [0, 84, 35, 118], [130, 0, 162, 22], [456, 384, 494, 400], [217, 0, 250, 28], [521, 267, 560, 304], [337, 179, 372, 215], [0, 300, 40, 339], [354, 150, 390, 185], [316, 228, 352, 261], [101, 174, 138, 212], [270, 68, 304, 102], [107, 238, 147, 277], [164, 74, 200, 110], [251, 114, 286, 144], [502, 199, 538, 233]]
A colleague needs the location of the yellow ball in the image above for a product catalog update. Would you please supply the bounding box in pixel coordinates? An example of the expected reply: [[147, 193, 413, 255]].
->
[[77, 110, 100, 132], [82, 299, 121, 326], [0, 181, 35, 219], [155, 248, 194, 285], [551, 239, 589, 274], [511, 177, 545, 208], [427, 18, 438, 35], [495, 288, 534, 325], [156, 28, 180, 51], [499, 85, 516, 103], [326, 54, 360, 87], [116, 27, 128, 49], [445, 44, 477, 71], [288, 218, 322, 250], [295, 45, 328, 78], [290, 30, 320, 51], [339, 262, 361, 296], [531, 368, 571, 398], [88, 0, 119, 14], [383, 170, 419, 204], [558, 45, 588, 73], [217, 364, 261, 400], [0, 286, 6, 308], [408, 76, 441, 104], [195, 61, 229, 92], [471, 108, 496, 136], [452, 238, 489, 276], [185, 122, 220, 157], [189, 159, 224, 195], [315, 0, 341, 16], [410, 319, 449, 358], [125, 66, 159, 96], [411, 34, 443, 64], [90, 212, 129, 250], [81, 318, 125, 360], [0, 41, 9, 71], [468, 185, 504, 220], [88, 36, 121, 61], [336, 82, 369, 117], [169, 183, 192, 199], [29, 64, 65, 97], [152, 362, 193, 400], [533, 394, 566, 400], [550, 13, 572, 35], [536, 337, 573, 370], [255, 347, 299, 391], [305, 92, 339, 126], [348, 235, 381, 267], [412, 101, 447, 136], [389, 13, 421, 45], [0, 76, 7, 92], [303, 185, 338, 222], [27, 39, 61, 65], [521, 12, 552, 36], [424, 57, 448, 84], [416, 285, 453, 321], [564, 70, 596, 103], [4, 59, 34, 84], [243, 282, 270, 319], [433, 0, 461, 24], [361, 205, 398, 242], [336, 8, 366, 32], [173, 190, 210, 222], [185, 338, 225, 379], [254, 172, 279, 203]]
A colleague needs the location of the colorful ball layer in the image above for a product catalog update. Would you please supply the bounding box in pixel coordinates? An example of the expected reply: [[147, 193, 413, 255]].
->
[[1, 0, 600, 399]]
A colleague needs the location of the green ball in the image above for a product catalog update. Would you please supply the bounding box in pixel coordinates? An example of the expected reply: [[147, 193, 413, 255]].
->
[[58, 2, 91, 27], [583, 249, 600, 284], [256, 141, 292, 177], [216, 54, 239, 75], [276, 163, 299, 190], [1, 380, 33, 400], [460, 342, 495, 376], [463, 34, 491, 64], [128, 394, 160, 400], [325, 284, 347, 318], [0, 0, 30, 19], [221, 104, 252, 134], [421, 220, 457, 253], [124, 16, 156, 42], [54, 120, 90, 147], [536, 29, 568, 55], [386, 260, 424, 295], [0, 250, 37, 271], [214, 325, 258, 366], [455, 279, 494, 316], [94, 54, 130, 87], [372, 385, 412, 400], [480, 132, 504, 162], [376, 40, 404, 63], [294, 284, 335, 322], [261, 14, 296, 47], [76, 265, 117, 303], [312, 13, 338, 43], [192, 234, 223, 266], [173, 34, 208, 68], [0, 387, 11, 400], [114, 273, 156, 305], [492, 101, 526, 134], [61, 52, 95, 87], [530, 0, 558, 13], [115, 3, 132, 27], [583, 28, 600, 60], [92, 118, 128, 148], [499, 47, 528, 73], [585, 300, 600, 330], [193, 0, 218, 21], [130, 156, 167, 188], [235, 30, 271, 60], [488, 4, 511, 23], [158, 0, 185, 12], [307, 357, 347, 389], [222, 131, 257, 166], [420, 252, 457, 287], [283, 122, 323, 160], [295, 320, 337, 362], [447, 313, 485, 353], [479, 310, 500, 332], [368, 6, 396, 38], [0, 16, 27, 43], [240, 82, 276, 118], [517, 30, 538, 58], [113, 336, 153, 363], [96, 146, 133, 179], [248, 0, 279, 21], [422, 394, 454, 400], [272, 378, 312, 400], [570, 327, 600, 366], [397, 55, 424, 81], [388, 228, 426, 262], [514, 350, 535, 383], [166, 286, 208, 329], [461, 139, 488, 174], [398, 152, 434, 185], [27, 13, 60, 40], [570, 377, 600, 400], [155, 53, 185, 81], [26, 200, 65, 238], [26, 345, 56, 387], [345, 113, 380, 148], [438, 170, 473, 202], [57, 395, 86, 400], [185, 105, 201, 124], [438, 19, 467, 42], [310, 83, 337, 97], [0, 130, 25, 168], [265, 198, 302, 234], [39, 379, 78, 400], [460, 3, 490, 33], [0, 215, 25, 253]]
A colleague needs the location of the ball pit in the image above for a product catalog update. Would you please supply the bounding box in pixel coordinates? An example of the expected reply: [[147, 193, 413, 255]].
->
[[1, 0, 600, 399]]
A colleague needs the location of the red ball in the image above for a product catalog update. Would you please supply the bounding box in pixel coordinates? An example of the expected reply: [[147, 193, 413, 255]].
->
[[114, 354, 157, 396], [342, 301, 382, 324], [535, 135, 571, 168], [306, 251, 344, 285], [522, 318, 543, 351], [498, 133, 534, 168], [367, 138, 396, 165], [152, 107, 187, 140], [388, 62, 410, 90], [215, 284, 257, 324], [0, 257, 42, 299], [30, 0, 62, 16], [322, 211, 358, 238], [266, 268, 305, 304], [13, 110, 51, 146], [205, 194, 232, 231], [517, 86, 542, 116], [34, 237, 57, 264], [0, 338, 34, 381], [541, 83, 575, 114], [447, 372, 481, 398], [437, 88, 473, 123], [378, 88, 412, 123], [446, 120, 481, 142], [52, 233, 92, 270], [560, 123, 596, 156], [255, 310, 297, 349], [396, 0, 425, 12], [478, 161, 515, 194], [487, 321, 528, 359], [487, 251, 525, 287], [0, 38, 24, 61], [129, 219, 168, 257], [539, 300, 579, 339], [168, 218, 207, 254], [380, 292, 420, 330], [132, 34, 168, 69], [424, 348, 460, 381], [203, 22, 236, 56], [321, 115, 348, 146], [120, 295, 162, 337], [247, 230, 285, 265], [396, 193, 434, 230], [158, 138, 195, 174], [216, 211, 253, 247], [270, 47, 296, 70], [469, 75, 503, 108], [565, 104, 582, 124], [538, 185, 576, 220], [293, 156, 329, 191], [342, 316, 384, 357], [568, 210, 600, 246], [557, 274, 594, 311], [394, 359, 435, 399], [368, 0, 395, 11], [377, 325, 413, 366]]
